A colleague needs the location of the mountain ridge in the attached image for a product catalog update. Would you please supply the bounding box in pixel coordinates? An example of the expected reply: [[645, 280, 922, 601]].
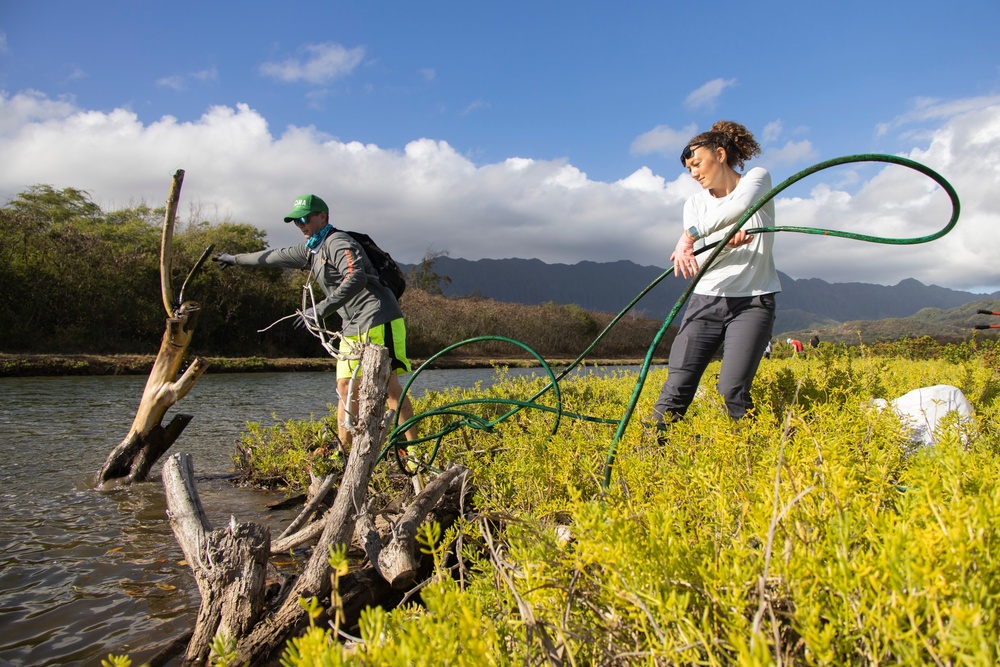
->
[[406, 256, 998, 337]]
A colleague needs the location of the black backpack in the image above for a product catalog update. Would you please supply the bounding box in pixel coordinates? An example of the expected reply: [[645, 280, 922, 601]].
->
[[345, 230, 407, 300]]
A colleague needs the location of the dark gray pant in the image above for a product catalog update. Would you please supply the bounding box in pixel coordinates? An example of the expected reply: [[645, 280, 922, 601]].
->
[[652, 293, 775, 422]]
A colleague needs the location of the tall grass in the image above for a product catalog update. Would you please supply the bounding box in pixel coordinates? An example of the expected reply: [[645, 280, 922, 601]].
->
[[304, 352, 1000, 665], [239, 345, 1000, 666]]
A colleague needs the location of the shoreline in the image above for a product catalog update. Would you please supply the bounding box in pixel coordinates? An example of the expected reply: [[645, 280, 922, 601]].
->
[[0, 353, 661, 378]]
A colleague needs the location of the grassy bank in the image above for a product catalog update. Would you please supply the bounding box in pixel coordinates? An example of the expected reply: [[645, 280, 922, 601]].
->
[[0, 352, 663, 378]]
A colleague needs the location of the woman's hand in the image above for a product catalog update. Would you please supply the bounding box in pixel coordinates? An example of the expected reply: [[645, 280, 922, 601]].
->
[[727, 229, 754, 247], [670, 232, 698, 279]]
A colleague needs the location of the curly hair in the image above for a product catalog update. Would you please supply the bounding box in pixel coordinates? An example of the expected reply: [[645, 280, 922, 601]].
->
[[682, 120, 762, 170]]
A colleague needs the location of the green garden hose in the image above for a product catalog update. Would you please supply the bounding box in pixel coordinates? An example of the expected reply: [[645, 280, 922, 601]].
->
[[382, 154, 961, 492]]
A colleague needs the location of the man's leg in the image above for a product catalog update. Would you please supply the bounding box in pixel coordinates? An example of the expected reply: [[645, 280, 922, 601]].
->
[[336, 376, 358, 446], [387, 373, 418, 442]]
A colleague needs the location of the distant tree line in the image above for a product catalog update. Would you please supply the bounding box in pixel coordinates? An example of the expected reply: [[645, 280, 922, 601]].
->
[[1, 185, 319, 357], [1, 186, 670, 361]]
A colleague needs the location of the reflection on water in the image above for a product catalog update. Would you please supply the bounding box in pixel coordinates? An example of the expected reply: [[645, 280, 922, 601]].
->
[[0, 365, 641, 665]]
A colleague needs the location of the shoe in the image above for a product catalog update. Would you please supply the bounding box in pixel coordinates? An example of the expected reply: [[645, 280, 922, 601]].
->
[[641, 420, 670, 446]]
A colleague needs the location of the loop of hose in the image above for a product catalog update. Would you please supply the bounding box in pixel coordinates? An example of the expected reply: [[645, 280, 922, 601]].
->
[[383, 154, 961, 488]]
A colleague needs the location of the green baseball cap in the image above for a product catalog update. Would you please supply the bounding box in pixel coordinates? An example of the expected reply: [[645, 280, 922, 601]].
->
[[283, 194, 329, 222]]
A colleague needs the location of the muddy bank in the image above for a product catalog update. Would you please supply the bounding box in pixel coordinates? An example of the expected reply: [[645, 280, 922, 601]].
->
[[0, 353, 657, 378]]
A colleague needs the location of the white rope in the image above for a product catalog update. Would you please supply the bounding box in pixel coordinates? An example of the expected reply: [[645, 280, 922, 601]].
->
[[254, 285, 370, 433]]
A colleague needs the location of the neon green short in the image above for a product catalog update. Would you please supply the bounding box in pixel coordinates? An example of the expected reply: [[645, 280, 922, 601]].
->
[[337, 318, 412, 380]]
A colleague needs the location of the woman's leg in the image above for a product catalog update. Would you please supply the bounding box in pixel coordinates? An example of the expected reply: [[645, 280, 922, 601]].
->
[[717, 294, 775, 420], [651, 295, 726, 424]]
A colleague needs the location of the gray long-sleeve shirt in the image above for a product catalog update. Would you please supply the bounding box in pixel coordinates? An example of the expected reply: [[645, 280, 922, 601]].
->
[[232, 229, 403, 336]]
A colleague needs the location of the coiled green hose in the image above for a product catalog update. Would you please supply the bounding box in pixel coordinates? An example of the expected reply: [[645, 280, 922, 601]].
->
[[383, 154, 961, 492]]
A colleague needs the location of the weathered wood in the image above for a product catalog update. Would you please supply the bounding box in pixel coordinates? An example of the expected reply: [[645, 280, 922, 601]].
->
[[163, 452, 271, 665], [160, 169, 185, 317], [235, 344, 392, 666], [161, 342, 475, 663], [98, 304, 209, 488], [378, 464, 467, 588], [275, 471, 339, 542], [270, 514, 325, 554], [98, 170, 210, 489], [355, 504, 385, 579]]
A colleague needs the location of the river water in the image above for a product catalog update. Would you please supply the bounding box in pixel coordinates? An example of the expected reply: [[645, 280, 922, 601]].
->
[[0, 366, 633, 666]]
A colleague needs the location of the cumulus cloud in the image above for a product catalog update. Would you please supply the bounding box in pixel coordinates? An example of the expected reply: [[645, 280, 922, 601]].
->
[[876, 95, 1000, 138], [774, 103, 1000, 291], [259, 42, 365, 84], [0, 89, 78, 134], [630, 123, 698, 157], [0, 90, 997, 291], [684, 78, 736, 111], [764, 139, 818, 166]]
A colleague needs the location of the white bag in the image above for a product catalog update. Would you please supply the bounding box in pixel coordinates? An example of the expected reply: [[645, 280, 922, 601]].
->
[[871, 384, 974, 448]]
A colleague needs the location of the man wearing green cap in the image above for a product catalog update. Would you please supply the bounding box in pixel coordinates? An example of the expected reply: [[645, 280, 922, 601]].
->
[[214, 194, 418, 451]]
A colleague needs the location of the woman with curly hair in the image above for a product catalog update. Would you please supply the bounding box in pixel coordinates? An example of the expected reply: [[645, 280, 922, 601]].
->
[[651, 120, 780, 427]]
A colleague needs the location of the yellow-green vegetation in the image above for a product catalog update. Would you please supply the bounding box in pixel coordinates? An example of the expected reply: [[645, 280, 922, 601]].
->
[[230, 342, 1000, 666], [234, 409, 343, 490]]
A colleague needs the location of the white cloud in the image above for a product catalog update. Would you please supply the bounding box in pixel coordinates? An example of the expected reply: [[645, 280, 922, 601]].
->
[[876, 95, 1000, 138], [259, 42, 365, 84], [157, 67, 219, 91], [762, 120, 783, 143], [0, 89, 78, 134], [0, 31, 8, 54], [684, 78, 736, 111], [774, 103, 1000, 291], [765, 139, 818, 166], [156, 75, 185, 91], [192, 67, 219, 83], [630, 123, 698, 157], [0, 90, 998, 292], [617, 167, 666, 192], [460, 99, 488, 116]]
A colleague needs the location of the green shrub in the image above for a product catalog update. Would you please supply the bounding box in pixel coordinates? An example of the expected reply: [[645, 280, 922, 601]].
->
[[233, 409, 342, 493], [213, 353, 1000, 665]]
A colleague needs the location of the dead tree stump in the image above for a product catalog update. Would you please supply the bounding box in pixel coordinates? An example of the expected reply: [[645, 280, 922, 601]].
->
[[378, 464, 468, 588], [98, 304, 208, 488], [97, 169, 211, 489], [163, 343, 473, 664], [163, 452, 271, 665], [234, 343, 393, 665]]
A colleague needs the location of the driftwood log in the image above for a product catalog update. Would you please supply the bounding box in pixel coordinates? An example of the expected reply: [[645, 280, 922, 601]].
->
[[97, 169, 210, 489], [162, 343, 470, 664], [163, 452, 271, 664], [377, 464, 468, 588]]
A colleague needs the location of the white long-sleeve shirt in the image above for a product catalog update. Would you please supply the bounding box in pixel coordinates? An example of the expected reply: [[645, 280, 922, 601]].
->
[[685, 166, 781, 297]]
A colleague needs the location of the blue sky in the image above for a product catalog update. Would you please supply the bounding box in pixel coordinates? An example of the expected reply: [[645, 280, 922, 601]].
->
[[2, 0, 1000, 292]]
